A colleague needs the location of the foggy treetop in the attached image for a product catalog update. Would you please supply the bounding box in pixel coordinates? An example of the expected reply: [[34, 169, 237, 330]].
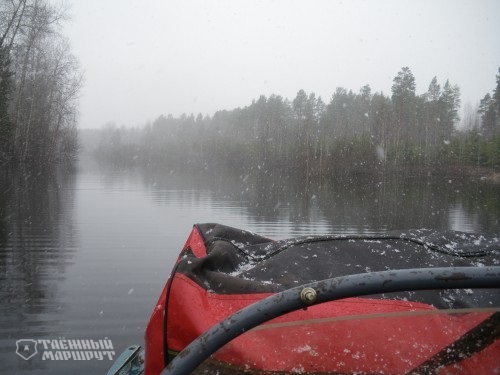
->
[[92, 67, 500, 174]]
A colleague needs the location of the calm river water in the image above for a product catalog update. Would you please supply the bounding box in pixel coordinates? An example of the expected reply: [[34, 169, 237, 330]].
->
[[0, 163, 499, 374]]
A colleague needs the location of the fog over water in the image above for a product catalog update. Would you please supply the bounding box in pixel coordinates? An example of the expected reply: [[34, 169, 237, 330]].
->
[[0, 160, 499, 373]]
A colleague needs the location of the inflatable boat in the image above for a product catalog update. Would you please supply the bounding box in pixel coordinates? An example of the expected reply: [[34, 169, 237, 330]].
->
[[108, 223, 500, 375]]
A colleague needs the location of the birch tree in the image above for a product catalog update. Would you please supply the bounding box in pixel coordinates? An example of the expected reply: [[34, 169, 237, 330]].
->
[[0, 0, 81, 166]]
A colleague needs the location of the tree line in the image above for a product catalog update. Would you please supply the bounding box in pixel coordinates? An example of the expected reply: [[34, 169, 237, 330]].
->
[[93, 67, 500, 176], [0, 0, 82, 168]]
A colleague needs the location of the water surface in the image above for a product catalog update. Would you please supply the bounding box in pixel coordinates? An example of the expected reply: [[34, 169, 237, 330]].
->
[[0, 164, 498, 374]]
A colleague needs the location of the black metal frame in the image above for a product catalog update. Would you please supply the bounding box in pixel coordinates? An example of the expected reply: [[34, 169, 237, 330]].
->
[[161, 266, 500, 375]]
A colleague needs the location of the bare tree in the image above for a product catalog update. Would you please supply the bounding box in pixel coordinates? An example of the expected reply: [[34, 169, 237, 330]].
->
[[1, 0, 81, 166], [461, 102, 480, 132]]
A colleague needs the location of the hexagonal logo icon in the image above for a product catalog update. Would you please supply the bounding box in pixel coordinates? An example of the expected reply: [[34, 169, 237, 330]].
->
[[16, 339, 38, 360]]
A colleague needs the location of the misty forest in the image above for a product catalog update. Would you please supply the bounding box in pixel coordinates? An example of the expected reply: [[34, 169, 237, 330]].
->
[[90, 67, 500, 178], [0, 2, 499, 176]]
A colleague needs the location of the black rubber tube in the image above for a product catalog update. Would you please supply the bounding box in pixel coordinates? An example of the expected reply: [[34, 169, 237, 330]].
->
[[161, 266, 500, 375]]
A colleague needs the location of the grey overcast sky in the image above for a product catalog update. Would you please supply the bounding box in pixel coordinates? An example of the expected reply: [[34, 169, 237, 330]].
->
[[64, 0, 500, 129]]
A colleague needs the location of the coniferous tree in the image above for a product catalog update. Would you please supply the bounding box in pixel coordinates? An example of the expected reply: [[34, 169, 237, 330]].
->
[[493, 68, 500, 125], [439, 80, 461, 139], [391, 67, 417, 162], [478, 69, 500, 138], [424, 77, 441, 153], [479, 93, 496, 138]]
